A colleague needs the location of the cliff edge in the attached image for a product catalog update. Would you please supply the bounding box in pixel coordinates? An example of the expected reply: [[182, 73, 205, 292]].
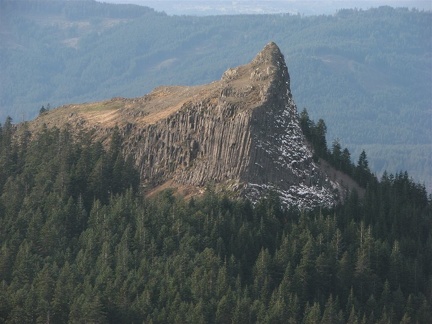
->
[[30, 42, 346, 208]]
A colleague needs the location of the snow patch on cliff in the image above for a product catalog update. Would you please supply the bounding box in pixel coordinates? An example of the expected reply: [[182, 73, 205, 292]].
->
[[245, 182, 337, 210]]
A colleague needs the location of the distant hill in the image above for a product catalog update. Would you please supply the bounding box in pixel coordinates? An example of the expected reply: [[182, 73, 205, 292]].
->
[[101, 0, 432, 16], [1, 0, 431, 189]]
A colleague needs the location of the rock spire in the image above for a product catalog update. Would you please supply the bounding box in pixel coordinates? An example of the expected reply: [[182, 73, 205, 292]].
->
[[30, 42, 344, 208]]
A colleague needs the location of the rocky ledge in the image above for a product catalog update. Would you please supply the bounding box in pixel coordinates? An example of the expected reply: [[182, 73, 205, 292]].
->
[[31, 42, 347, 209]]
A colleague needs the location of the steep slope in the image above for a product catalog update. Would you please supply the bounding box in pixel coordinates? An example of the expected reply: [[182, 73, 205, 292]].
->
[[29, 42, 347, 208]]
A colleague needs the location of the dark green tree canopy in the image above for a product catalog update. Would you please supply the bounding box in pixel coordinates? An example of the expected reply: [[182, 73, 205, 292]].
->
[[0, 123, 430, 323]]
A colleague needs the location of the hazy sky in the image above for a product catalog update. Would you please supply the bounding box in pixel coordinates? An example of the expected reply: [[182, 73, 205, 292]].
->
[[97, 0, 432, 16]]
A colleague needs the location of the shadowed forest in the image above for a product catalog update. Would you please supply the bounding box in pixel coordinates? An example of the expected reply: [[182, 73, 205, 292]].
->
[[0, 116, 430, 323]]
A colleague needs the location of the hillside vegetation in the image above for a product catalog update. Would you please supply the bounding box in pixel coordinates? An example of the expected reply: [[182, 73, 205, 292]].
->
[[1, 0, 431, 188], [0, 120, 431, 323]]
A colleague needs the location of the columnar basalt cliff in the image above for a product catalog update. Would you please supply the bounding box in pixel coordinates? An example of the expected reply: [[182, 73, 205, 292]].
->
[[30, 42, 344, 208]]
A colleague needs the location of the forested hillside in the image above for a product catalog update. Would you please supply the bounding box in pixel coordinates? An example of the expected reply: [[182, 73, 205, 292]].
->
[[0, 116, 431, 323]]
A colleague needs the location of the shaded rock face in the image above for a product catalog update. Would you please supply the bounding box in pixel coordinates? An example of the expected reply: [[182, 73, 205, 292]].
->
[[31, 42, 341, 208], [121, 42, 339, 208]]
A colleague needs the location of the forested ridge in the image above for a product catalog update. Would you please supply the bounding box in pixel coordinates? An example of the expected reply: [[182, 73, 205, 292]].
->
[[0, 116, 431, 323]]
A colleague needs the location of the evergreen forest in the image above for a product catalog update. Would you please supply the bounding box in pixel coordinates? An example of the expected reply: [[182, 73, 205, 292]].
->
[[0, 115, 431, 323]]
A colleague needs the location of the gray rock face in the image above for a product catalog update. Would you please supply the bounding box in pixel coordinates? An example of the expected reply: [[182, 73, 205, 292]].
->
[[31, 42, 342, 208], [121, 42, 339, 208]]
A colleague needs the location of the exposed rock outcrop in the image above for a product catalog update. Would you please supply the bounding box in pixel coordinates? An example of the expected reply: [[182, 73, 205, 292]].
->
[[29, 42, 346, 208]]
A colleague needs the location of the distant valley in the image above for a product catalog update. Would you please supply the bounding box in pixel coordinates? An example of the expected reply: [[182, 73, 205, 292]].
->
[[101, 0, 432, 16]]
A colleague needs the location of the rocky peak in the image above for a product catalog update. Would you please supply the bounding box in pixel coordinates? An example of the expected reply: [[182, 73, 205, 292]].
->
[[29, 42, 346, 209], [250, 41, 291, 88]]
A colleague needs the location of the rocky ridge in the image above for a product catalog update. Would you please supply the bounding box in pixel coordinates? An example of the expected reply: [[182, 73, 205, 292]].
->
[[30, 42, 347, 208]]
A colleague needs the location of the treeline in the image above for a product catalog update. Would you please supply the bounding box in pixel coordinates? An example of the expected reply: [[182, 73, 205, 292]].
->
[[299, 108, 374, 188], [0, 122, 431, 323], [1, 0, 158, 20]]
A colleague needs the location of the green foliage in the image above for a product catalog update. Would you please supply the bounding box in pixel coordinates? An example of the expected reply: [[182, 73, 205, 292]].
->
[[300, 108, 329, 161], [0, 125, 431, 322], [300, 107, 376, 187]]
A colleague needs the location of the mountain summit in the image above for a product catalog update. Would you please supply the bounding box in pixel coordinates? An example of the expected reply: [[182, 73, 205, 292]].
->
[[31, 42, 346, 208]]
